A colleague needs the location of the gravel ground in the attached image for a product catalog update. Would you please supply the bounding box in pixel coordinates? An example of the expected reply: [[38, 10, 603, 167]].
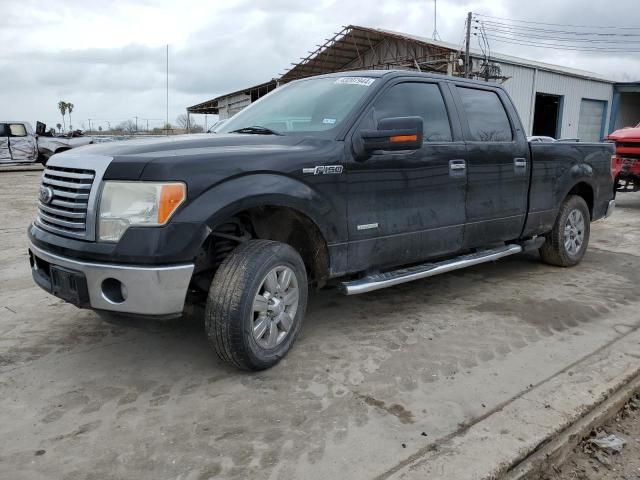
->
[[539, 393, 640, 480]]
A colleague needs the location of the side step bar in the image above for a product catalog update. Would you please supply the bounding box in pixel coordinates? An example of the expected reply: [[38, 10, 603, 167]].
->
[[340, 244, 523, 295]]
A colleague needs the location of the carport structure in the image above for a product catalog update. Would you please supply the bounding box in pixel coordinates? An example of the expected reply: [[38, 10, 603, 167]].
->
[[189, 24, 622, 140], [187, 25, 457, 120]]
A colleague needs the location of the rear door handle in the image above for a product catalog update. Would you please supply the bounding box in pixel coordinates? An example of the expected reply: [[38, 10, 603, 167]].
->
[[514, 158, 527, 168], [449, 159, 466, 170], [449, 159, 466, 178]]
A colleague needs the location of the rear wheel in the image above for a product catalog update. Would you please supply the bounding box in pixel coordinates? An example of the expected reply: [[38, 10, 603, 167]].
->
[[205, 239, 308, 370], [539, 195, 590, 267]]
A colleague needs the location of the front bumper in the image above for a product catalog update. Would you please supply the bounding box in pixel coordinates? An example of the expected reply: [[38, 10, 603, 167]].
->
[[29, 241, 194, 317]]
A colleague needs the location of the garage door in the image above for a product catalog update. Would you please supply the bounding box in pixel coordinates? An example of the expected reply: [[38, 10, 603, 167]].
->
[[577, 99, 606, 142]]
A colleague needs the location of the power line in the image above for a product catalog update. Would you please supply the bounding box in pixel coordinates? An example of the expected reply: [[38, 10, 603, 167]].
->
[[474, 13, 638, 30], [475, 27, 640, 44], [481, 34, 640, 52], [477, 21, 640, 37]]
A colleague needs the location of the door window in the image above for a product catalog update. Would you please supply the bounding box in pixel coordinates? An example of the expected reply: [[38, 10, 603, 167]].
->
[[9, 124, 28, 137], [457, 87, 513, 142], [373, 82, 452, 142], [0, 124, 8, 137]]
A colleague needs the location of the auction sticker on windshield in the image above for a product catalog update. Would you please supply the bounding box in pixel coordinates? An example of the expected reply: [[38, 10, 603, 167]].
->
[[335, 77, 375, 86]]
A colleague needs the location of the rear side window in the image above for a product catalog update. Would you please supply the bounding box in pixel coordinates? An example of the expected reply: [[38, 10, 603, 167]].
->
[[0, 124, 7, 137], [457, 87, 513, 142], [9, 124, 28, 137], [373, 82, 452, 142]]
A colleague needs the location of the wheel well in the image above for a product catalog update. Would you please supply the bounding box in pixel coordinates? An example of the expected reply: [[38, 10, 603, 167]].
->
[[192, 206, 330, 292], [567, 182, 594, 218]]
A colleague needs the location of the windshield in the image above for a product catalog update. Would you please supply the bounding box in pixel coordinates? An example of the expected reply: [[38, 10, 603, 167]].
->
[[217, 76, 376, 135]]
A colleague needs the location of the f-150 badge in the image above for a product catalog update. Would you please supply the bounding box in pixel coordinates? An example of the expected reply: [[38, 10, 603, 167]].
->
[[302, 165, 344, 175]]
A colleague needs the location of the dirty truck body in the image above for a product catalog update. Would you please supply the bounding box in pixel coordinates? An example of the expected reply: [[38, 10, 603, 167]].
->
[[28, 71, 615, 370]]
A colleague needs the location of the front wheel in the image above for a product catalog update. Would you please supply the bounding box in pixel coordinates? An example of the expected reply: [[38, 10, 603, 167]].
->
[[539, 195, 590, 267], [205, 239, 308, 370]]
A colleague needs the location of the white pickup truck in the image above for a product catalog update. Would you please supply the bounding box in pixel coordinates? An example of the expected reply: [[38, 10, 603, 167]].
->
[[0, 121, 92, 165]]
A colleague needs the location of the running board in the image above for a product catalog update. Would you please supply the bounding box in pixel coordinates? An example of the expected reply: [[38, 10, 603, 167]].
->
[[340, 244, 523, 295]]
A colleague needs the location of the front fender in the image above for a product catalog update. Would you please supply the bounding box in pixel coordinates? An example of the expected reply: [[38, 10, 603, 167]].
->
[[173, 173, 342, 244]]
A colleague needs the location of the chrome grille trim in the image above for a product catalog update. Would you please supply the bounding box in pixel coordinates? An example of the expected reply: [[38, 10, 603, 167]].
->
[[35, 154, 113, 241]]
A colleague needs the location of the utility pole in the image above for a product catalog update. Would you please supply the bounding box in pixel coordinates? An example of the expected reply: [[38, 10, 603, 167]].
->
[[432, 0, 441, 40], [464, 11, 472, 78], [134, 116, 138, 134], [146, 119, 149, 132], [88, 118, 92, 133]]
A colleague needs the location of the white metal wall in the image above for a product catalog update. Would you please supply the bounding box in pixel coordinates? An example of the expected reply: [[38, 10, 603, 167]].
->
[[536, 70, 613, 139], [497, 61, 613, 138]]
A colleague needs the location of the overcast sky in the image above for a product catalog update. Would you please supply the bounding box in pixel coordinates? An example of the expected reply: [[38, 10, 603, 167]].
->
[[2, 0, 639, 131]]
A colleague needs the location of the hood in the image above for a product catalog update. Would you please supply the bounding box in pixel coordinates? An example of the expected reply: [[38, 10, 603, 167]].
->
[[63, 133, 342, 198], [607, 126, 640, 142]]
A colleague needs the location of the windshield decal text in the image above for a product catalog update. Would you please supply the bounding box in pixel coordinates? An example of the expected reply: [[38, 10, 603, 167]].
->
[[335, 77, 375, 86]]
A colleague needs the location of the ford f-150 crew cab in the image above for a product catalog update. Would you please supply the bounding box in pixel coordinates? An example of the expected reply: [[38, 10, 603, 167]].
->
[[28, 70, 616, 370]]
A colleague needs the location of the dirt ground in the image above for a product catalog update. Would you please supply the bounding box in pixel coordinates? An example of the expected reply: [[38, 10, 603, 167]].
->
[[1, 169, 640, 480], [540, 394, 640, 480]]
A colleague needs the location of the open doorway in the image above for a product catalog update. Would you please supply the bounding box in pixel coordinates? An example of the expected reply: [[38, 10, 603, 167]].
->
[[532, 93, 563, 138]]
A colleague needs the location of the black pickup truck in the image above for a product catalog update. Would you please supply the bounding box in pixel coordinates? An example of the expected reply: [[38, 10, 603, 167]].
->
[[28, 70, 615, 370]]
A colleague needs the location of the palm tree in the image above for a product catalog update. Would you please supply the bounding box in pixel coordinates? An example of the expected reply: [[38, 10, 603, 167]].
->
[[56, 123, 62, 133], [67, 103, 74, 131], [58, 101, 67, 132]]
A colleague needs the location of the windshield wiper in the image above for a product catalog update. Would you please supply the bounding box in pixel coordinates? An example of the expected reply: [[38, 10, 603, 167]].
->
[[228, 125, 283, 135]]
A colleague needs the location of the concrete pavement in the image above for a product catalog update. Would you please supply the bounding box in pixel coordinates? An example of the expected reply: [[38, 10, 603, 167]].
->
[[1, 170, 639, 480]]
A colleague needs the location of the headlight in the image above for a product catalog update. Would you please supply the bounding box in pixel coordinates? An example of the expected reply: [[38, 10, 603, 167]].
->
[[98, 181, 186, 242]]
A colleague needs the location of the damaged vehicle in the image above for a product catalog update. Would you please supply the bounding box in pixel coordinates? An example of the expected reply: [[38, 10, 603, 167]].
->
[[0, 121, 92, 165], [28, 71, 615, 370]]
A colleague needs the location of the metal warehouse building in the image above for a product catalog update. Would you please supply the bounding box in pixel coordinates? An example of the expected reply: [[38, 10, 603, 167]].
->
[[188, 25, 640, 140]]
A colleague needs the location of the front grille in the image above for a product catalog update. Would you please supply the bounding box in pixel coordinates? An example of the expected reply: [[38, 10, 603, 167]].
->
[[37, 166, 95, 238]]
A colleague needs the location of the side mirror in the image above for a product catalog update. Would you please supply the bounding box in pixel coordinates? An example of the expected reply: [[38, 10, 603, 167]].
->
[[361, 116, 423, 152]]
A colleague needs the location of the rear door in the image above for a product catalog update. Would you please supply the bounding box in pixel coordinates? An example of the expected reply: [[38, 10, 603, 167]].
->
[[0, 124, 10, 163], [451, 84, 530, 247], [346, 79, 468, 271], [8, 123, 38, 162]]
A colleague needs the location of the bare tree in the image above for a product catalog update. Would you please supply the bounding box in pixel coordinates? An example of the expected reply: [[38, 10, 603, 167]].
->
[[175, 114, 189, 129], [115, 120, 137, 134]]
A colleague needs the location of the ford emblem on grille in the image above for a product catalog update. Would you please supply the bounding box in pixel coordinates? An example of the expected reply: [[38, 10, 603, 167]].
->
[[39, 186, 54, 204]]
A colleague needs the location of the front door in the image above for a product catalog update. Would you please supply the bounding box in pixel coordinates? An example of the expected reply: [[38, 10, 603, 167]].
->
[[8, 123, 38, 163], [346, 80, 468, 272], [451, 85, 530, 247], [0, 124, 10, 163]]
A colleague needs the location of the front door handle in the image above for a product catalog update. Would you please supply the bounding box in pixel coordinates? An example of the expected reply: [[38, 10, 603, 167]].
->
[[514, 158, 527, 168]]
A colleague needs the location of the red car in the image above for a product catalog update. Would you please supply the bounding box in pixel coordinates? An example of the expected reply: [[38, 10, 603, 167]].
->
[[609, 123, 640, 193]]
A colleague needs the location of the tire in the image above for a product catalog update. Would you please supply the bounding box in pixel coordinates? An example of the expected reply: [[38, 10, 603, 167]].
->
[[205, 239, 308, 370], [539, 195, 591, 267]]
